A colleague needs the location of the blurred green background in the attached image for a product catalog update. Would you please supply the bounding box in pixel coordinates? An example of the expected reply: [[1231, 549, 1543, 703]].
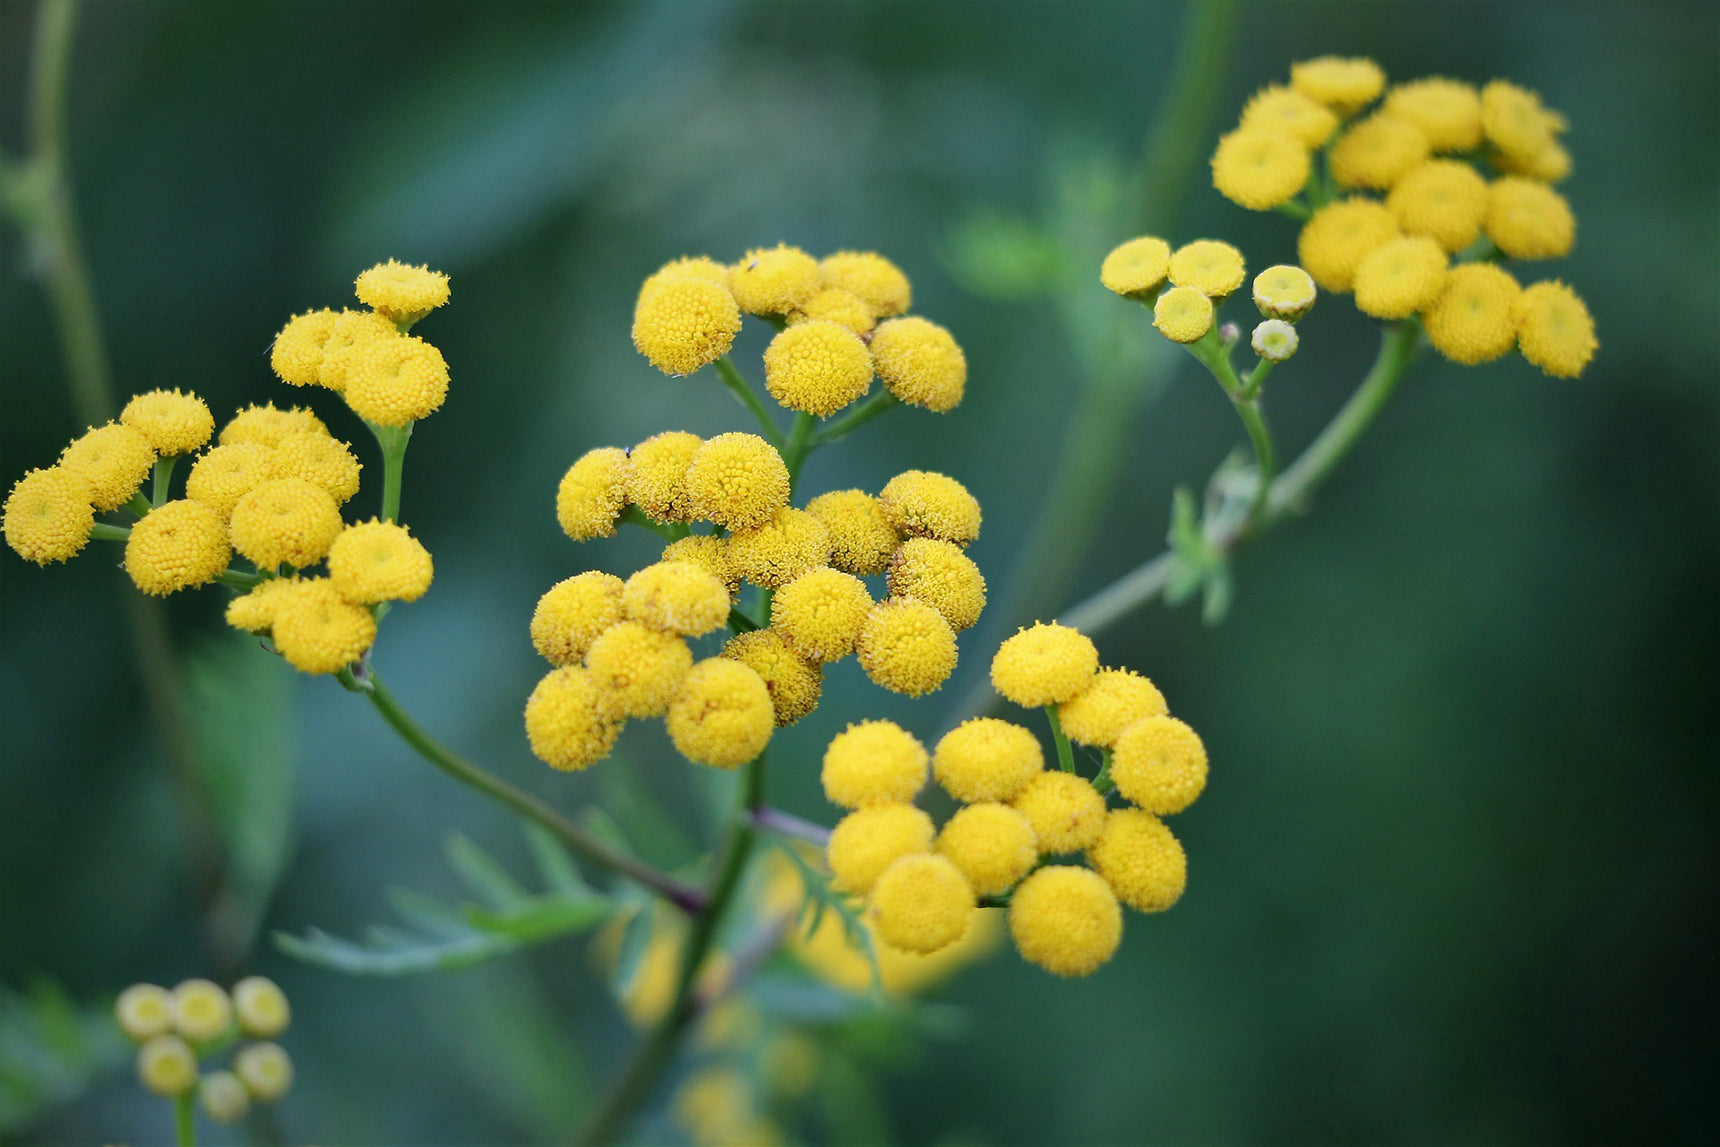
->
[[2, 1, 1715, 1143]]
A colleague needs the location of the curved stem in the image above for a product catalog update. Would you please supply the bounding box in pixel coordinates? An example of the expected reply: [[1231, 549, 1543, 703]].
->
[[713, 357, 784, 452], [1045, 705, 1075, 773], [783, 411, 816, 489], [811, 390, 897, 447], [1233, 398, 1276, 529], [150, 455, 177, 507], [749, 805, 831, 847], [173, 1092, 196, 1147], [368, 422, 413, 524], [1135, 0, 1240, 231], [90, 521, 130, 542]]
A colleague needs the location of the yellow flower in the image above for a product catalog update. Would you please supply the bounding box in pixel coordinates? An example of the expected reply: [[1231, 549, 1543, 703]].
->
[[1330, 113, 1431, 190], [1495, 140, 1572, 184], [1057, 667, 1169, 748], [200, 1070, 251, 1125], [343, 333, 450, 426], [1481, 79, 1561, 166], [763, 320, 874, 417], [3, 467, 94, 564], [937, 802, 1037, 896], [769, 566, 872, 663], [827, 803, 935, 894], [1252, 264, 1318, 322], [791, 890, 1004, 995], [1168, 239, 1247, 298], [327, 519, 433, 604], [531, 571, 625, 665], [354, 259, 450, 323], [1386, 159, 1489, 253], [1485, 176, 1576, 260], [1099, 235, 1173, 298], [685, 432, 791, 531], [317, 309, 399, 392], [1111, 715, 1209, 815], [818, 250, 911, 317], [229, 476, 343, 569], [1239, 84, 1340, 147], [1384, 78, 1483, 152], [721, 628, 822, 726], [661, 533, 735, 593], [1011, 771, 1107, 854], [623, 560, 729, 637], [631, 274, 743, 376], [788, 287, 877, 336], [186, 443, 274, 517], [220, 403, 328, 448], [1423, 263, 1523, 365], [643, 255, 730, 291], [804, 488, 899, 575], [886, 536, 986, 631], [170, 979, 232, 1042], [869, 316, 967, 413], [232, 976, 291, 1039], [1211, 128, 1311, 210], [233, 1042, 294, 1103], [1353, 236, 1449, 320], [1152, 286, 1214, 343], [1514, 280, 1597, 379], [625, 431, 702, 523], [125, 500, 231, 595], [1088, 808, 1186, 913], [1008, 865, 1122, 977], [556, 446, 630, 541], [821, 720, 928, 808], [1290, 55, 1386, 114], [727, 506, 831, 589], [270, 308, 340, 386], [729, 243, 821, 315], [137, 1035, 198, 1098], [1297, 198, 1401, 293], [666, 658, 775, 769], [587, 620, 694, 718], [268, 431, 362, 505], [58, 422, 155, 512], [855, 598, 958, 697], [121, 389, 214, 456], [990, 621, 1099, 707], [115, 983, 174, 1042], [525, 665, 622, 771], [933, 717, 1044, 803], [224, 577, 295, 635], [271, 577, 377, 674], [869, 854, 975, 955], [1251, 319, 1299, 363], [877, 470, 980, 547]]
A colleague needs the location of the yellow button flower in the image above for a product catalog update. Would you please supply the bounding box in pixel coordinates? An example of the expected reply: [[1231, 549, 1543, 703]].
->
[[878, 470, 980, 547], [1100, 235, 1173, 298], [685, 432, 791, 531], [869, 853, 975, 955], [1211, 128, 1311, 211], [525, 665, 622, 771], [170, 979, 232, 1042], [990, 621, 1099, 707], [1251, 264, 1318, 322], [220, 403, 329, 448], [666, 658, 775, 769], [270, 308, 340, 386], [137, 1035, 198, 1098], [727, 506, 832, 589], [327, 519, 434, 604], [869, 316, 967, 413], [788, 287, 877, 336], [200, 1070, 251, 1124], [1011, 771, 1107, 854], [623, 560, 729, 637], [855, 598, 958, 697], [661, 533, 735, 593], [121, 389, 214, 456], [125, 500, 231, 596], [1384, 77, 1483, 152], [354, 259, 450, 323], [887, 537, 986, 631], [1111, 715, 1208, 815], [818, 250, 911, 317], [1423, 263, 1523, 366], [827, 803, 935, 895], [1481, 80, 1561, 167], [1290, 55, 1386, 114], [1515, 280, 1597, 379], [224, 577, 295, 635], [1252, 319, 1299, 363], [232, 976, 291, 1039], [556, 446, 630, 541], [729, 243, 821, 315], [933, 717, 1044, 803], [626, 431, 702, 522], [531, 570, 625, 665], [1486, 176, 1576, 261], [234, 1042, 294, 1103], [643, 255, 730, 291], [1353, 235, 1449, 320], [1239, 85, 1339, 147], [271, 577, 377, 674], [804, 488, 899, 575], [769, 566, 872, 663], [317, 310, 399, 392], [1297, 198, 1400, 293], [268, 431, 362, 505], [1057, 667, 1169, 748], [115, 983, 174, 1042], [1152, 285, 1216, 344], [822, 720, 928, 808], [763, 320, 873, 417], [586, 619, 694, 718], [186, 443, 274, 518], [343, 332, 450, 426], [230, 477, 343, 569], [1008, 865, 1122, 977], [1330, 113, 1431, 190], [1168, 240, 1247, 299], [632, 273, 743, 376], [1088, 808, 1187, 913], [1495, 139, 1572, 184], [1387, 159, 1489, 253], [58, 422, 154, 512], [4, 467, 94, 564], [721, 628, 823, 726], [937, 803, 1038, 896]]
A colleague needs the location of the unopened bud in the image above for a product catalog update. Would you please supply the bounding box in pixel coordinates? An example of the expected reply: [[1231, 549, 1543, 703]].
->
[[1251, 319, 1300, 363], [1252, 264, 1317, 321]]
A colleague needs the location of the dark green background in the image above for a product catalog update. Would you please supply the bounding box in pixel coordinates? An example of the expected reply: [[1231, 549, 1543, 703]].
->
[[3, 1, 1715, 1144]]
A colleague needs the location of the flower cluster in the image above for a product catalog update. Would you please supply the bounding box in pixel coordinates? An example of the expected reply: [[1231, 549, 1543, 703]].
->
[[114, 977, 294, 1124]]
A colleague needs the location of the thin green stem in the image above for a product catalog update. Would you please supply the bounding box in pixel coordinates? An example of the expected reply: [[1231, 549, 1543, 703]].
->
[[125, 493, 152, 518], [150, 455, 177, 506], [713, 357, 784, 452], [214, 568, 265, 592], [1135, 0, 1239, 231], [810, 390, 898, 447], [1274, 199, 1313, 222], [1244, 356, 1276, 398], [783, 411, 816, 489], [90, 521, 130, 542], [1093, 748, 1115, 797], [368, 422, 413, 523], [173, 1092, 196, 1147], [619, 505, 675, 541], [1233, 398, 1276, 529], [726, 604, 762, 634], [1045, 706, 1075, 774]]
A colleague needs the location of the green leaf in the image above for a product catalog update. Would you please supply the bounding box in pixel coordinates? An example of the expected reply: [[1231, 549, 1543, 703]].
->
[[0, 981, 130, 1135], [524, 823, 589, 899], [769, 841, 883, 999], [609, 900, 657, 1001], [445, 834, 529, 910], [1202, 559, 1235, 625]]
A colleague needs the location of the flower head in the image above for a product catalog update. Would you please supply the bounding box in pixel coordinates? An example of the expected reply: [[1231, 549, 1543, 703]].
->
[[1330, 113, 1431, 190], [186, 443, 274, 517], [666, 658, 775, 769], [586, 620, 694, 718], [763, 320, 874, 417], [229, 477, 343, 569], [234, 1042, 294, 1103], [869, 854, 975, 954], [1384, 78, 1483, 152], [1057, 667, 1169, 748], [1211, 128, 1311, 210], [1481, 80, 1562, 166], [531, 571, 625, 665], [822, 720, 928, 808], [1100, 236, 1173, 298], [788, 287, 877, 335], [327, 519, 434, 604], [1240, 85, 1339, 147], [854, 598, 958, 697], [1386, 159, 1489, 253], [1486, 176, 1576, 260], [1424, 263, 1523, 365], [1011, 771, 1107, 854], [1168, 240, 1247, 298], [685, 432, 791, 530], [818, 250, 911, 317], [58, 422, 154, 511], [115, 983, 174, 1042], [125, 500, 231, 595], [137, 1035, 198, 1098], [727, 506, 831, 589], [1297, 198, 1400, 292], [355, 259, 450, 323], [661, 533, 735, 593], [937, 803, 1038, 896], [268, 431, 362, 505], [1008, 865, 1122, 977], [557, 446, 630, 541], [623, 560, 730, 636], [1290, 56, 1386, 114], [887, 536, 987, 631], [827, 804, 935, 895], [729, 244, 821, 315], [805, 488, 899, 575], [170, 979, 232, 1042], [3, 468, 93, 564], [200, 1070, 251, 1124], [721, 628, 822, 726], [1252, 264, 1318, 321], [1353, 235, 1449, 320], [877, 470, 980, 547], [316, 310, 399, 392], [990, 621, 1099, 707], [220, 403, 328, 448], [870, 316, 967, 412], [232, 976, 291, 1039], [1251, 319, 1299, 362], [121, 389, 214, 456], [224, 577, 296, 635], [1111, 715, 1209, 814], [270, 308, 341, 386], [1515, 280, 1596, 379], [769, 566, 872, 662], [632, 274, 743, 376], [525, 666, 622, 771], [1152, 285, 1216, 343], [271, 577, 377, 674], [1089, 808, 1186, 913], [933, 717, 1044, 803], [342, 333, 450, 425]]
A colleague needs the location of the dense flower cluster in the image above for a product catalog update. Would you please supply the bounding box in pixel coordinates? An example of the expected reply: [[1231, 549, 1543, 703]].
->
[[115, 977, 295, 1123]]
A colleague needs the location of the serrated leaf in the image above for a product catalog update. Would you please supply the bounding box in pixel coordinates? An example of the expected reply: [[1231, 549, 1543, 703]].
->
[[1202, 559, 1235, 625], [523, 824, 590, 899], [610, 903, 657, 1000], [445, 834, 529, 910], [770, 842, 882, 999]]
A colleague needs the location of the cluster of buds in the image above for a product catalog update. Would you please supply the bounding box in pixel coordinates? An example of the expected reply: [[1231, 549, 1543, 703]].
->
[[114, 977, 294, 1124]]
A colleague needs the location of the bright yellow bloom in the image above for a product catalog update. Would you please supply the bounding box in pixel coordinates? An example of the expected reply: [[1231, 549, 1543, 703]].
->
[[1386, 159, 1489, 253], [1111, 715, 1209, 815], [818, 250, 911, 317], [200, 1070, 252, 1124], [763, 320, 873, 417], [58, 422, 154, 512], [1011, 771, 1107, 854], [186, 443, 274, 517], [788, 287, 877, 335], [990, 621, 1099, 707], [355, 259, 450, 323], [1486, 176, 1576, 260], [869, 853, 975, 955], [1008, 865, 1122, 977], [643, 255, 730, 291], [3, 468, 93, 564], [855, 598, 958, 697], [661, 533, 735, 593], [933, 716, 1044, 803], [271, 578, 377, 674], [1481, 80, 1561, 166], [1252, 319, 1299, 362], [1252, 264, 1317, 321], [887, 536, 986, 631], [1297, 198, 1400, 293], [1152, 286, 1215, 343], [557, 446, 630, 541], [1240, 84, 1340, 147], [627, 431, 702, 522], [268, 431, 362, 504], [137, 1035, 198, 1098], [531, 571, 625, 665], [721, 628, 822, 726], [316, 310, 398, 392], [827, 803, 935, 895], [343, 333, 450, 425], [233, 1042, 294, 1103], [727, 506, 831, 590], [125, 500, 231, 595], [790, 890, 1004, 995], [1168, 239, 1246, 298], [623, 560, 729, 637], [1099, 235, 1172, 298], [666, 658, 775, 769], [869, 316, 967, 413], [327, 519, 434, 604], [270, 308, 340, 386], [729, 243, 821, 315], [115, 983, 174, 1042], [878, 470, 980, 547], [937, 802, 1037, 896], [525, 665, 622, 771], [805, 488, 899, 575], [121, 389, 213, 456], [822, 720, 928, 808], [587, 620, 694, 718], [1330, 113, 1431, 190], [1384, 78, 1483, 152], [232, 976, 291, 1039], [1089, 808, 1186, 913], [1057, 667, 1169, 748], [685, 432, 791, 531], [1353, 236, 1449, 320], [1211, 128, 1311, 210], [1290, 55, 1386, 114], [229, 477, 343, 569], [769, 566, 872, 662], [631, 274, 743, 376], [1495, 139, 1572, 183], [224, 577, 295, 635], [220, 403, 328, 448], [1424, 263, 1523, 365], [1515, 280, 1597, 379], [170, 979, 232, 1042]]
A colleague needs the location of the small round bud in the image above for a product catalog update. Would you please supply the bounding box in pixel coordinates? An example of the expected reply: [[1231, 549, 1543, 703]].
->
[[1251, 320, 1300, 363], [1111, 715, 1209, 815], [137, 1035, 199, 1098], [232, 976, 291, 1039], [1008, 865, 1122, 977], [115, 983, 174, 1042], [822, 720, 928, 809], [1218, 322, 1241, 348], [1011, 771, 1107, 854], [937, 803, 1038, 896], [199, 1069, 252, 1124], [826, 804, 935, 895], [933, 717, 1043, 803], [1152, 286, 1215, 344], [234, 1041, 294, 1103], [869, 854, 975, 955], [990, 622, 1099, 708], [1252, 264, 1318, 321], [171, 979, 232, 1043]]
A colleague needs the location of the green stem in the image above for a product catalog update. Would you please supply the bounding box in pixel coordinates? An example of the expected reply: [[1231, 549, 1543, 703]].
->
[[619, 505, 675, 541], [125, 492, 152, 518], [1274, 199, 1313, 222], [173, 1091, 196, 1147], [1093, 748, 1115, 797], [90, 521, 130, 542], [783, 411, 816, 490], [1233, 398, 1276, 529], [713, 357, 784, 452], [1134, 0, 1239, 230], [1045, 705, 1075, 774], [368, 422, 413, 523], [1244, 356, 1276, 398], [150, 455, 177, 506], [214, 568, 265, 591], [726, 604, 762, 634], [810, 390, 898, 447]]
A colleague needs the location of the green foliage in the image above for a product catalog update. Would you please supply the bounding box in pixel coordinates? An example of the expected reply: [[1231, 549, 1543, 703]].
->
[[1165, 486, 1234, 624], [767, 841, 882, 998], [0, 981, 129, 1136]]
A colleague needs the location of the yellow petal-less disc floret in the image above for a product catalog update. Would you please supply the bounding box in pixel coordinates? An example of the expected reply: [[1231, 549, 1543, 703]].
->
[[200, 1070, 252, 1124], [1251, 264, 1318, 322], [1012, 771, 1107, 854], [805, 489, 899, 575], [1297, 198, 1400, 293], [769, 566, 872, 662], [661, 533, 735, 593], [531, 571, 625, 665], [685, 432, 791, 531], [137, 1035, 199, 1098], [1058, 667, 1169, 748], [1495, 139, 1572, 184], [355, 259, 450, 324], [1384, 78, 1484, 152], [869, 316, 967, 413], [727, 507, 831, 590], [525, 666, 622, 771], [1330, 113, 1431, 191], [224, 577, 295, 635], [327, 519, 434, 604], [763, 320, 874, 417], [1239, 85, 1340, 147], [624, 560, 730, 636], [788, 287, 877, 335], [233, 1042, 294, 1103], [119, 389, 212, 457], [1099, 235, 1172, 298], [271, 308, 340, 386], [232, 976, 291, 1039], [343, 333, 450, 426], [1515, 280, 1597, 379], [557, 446, 630, 541], [59, 422, 155, 511], [186, 443, 274, 518], [729, 244, 821, 316], [822, 720, 928, 808], [627, 431, 703, 522], [887, 537, 986, 631], [1386, 159, 1489, 253], [124, 500, 231, 595], [1486, 177, 1576, 261], [1252, 319, 1299, 362], [4, 468, 94, 564], [170, 979, 232, 1043], [722, 628, 822, 726], [933, 717, 1044, 803], [229, 477, 343, 569], [116, 984, 174, 1042], [937, 803, 1038, 896], [827, 804, 935, 895], [855, 598, 958, 697], [869, 854, 975, 955], [316, 310, 399, 392], [1088, 808, 1187, 913], [1152, 286, 1215, 343], [818, 251, 911, 317], [586, 620, 694, 718], [220, 403, 328, 448], [1008, 865, 1122, 977], [1353, 236, 1449, 320], [268, 431, 362, 505], [632, 274, 743, 376], [878, 470, 980, 547], [1481, 80, 1560, 167], [271, 578, 377, 674], [666, 658, 775, 769], [643, 256, 730, 292], [1168, 240, 1246, 299], [990, 621, 1099, 708], [1211, 128, 1311, 211], [1290, 56, 1386, 114], [1111, 715, 1209, 815], [1424, 263, 1523, 365]]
